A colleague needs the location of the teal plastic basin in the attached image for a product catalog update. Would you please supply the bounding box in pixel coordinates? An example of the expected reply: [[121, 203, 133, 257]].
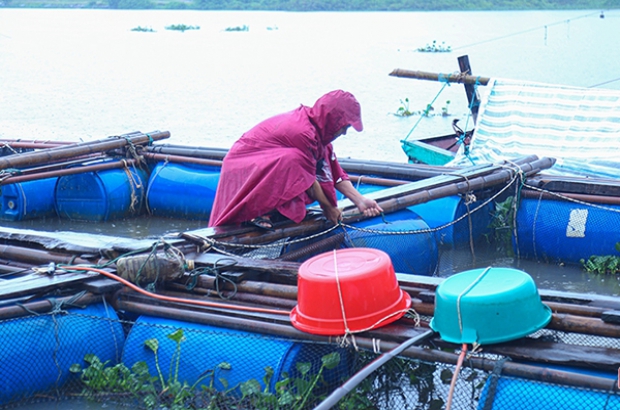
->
[[429, 267, 552, 345]]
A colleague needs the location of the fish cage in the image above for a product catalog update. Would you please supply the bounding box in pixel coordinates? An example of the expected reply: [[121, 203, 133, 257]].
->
[[2, 297, 620, 410]]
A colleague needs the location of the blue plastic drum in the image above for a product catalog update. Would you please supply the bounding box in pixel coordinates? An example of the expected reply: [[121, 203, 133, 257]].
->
[[55, 165, 148, 222], [122, 316, 349, 395], [0, 178, 58, 221], [515, 198, 620, 265], [146, 162, 220, 219], [478, 371, 620, 410], [348, 209, 438, 275], [0, 302, 125, 405], [408, 195, 493, 248]]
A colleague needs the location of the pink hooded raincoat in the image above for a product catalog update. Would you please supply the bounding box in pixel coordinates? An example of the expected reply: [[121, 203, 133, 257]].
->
[[208, 90, 363, 227]]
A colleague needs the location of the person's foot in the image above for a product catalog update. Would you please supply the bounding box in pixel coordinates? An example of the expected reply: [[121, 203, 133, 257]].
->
[[246, 216, 274, 230]]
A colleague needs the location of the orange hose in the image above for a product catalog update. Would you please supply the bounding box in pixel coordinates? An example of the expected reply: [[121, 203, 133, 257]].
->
[[67, 265, 292, 316], [446, 343, 468, 410]]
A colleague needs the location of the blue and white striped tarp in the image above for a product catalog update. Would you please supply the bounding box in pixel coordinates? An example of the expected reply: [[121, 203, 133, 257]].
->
[[449, 78, 620, 179]]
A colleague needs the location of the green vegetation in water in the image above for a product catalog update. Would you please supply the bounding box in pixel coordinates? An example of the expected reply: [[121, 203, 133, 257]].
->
[[581, 242, 620, 274], [70, 329, 346, 409], [418, 40, 452, 53], [393, 98, 451, 117], [225, 24, 249, 31], [131, 26, 155, 32], [165, 24, 200, 32], [486, 196, 516, 257]]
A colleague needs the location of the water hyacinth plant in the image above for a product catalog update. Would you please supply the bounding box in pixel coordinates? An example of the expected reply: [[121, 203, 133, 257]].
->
[[418, 40, 452, 53], [165, 24, 200, 32]]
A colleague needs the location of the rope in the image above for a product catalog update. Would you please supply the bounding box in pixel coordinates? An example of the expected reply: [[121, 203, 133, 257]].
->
[[451, 11, 601, 51], [459, 77, 481, 165], [62, 265, 291, 316], [481, 357, 511, 410], [144, 157, 169, 215], [185, 257, 239, 300], [333, 249, 350, 337], [446, 343, 468, 410], [202, 169, 520, 258], [17, 182, 27, 217], [121, 159, 142, 213], [402, 77, 451, 143], [457, 266, 492, 335], [331, 248, 419, 347]]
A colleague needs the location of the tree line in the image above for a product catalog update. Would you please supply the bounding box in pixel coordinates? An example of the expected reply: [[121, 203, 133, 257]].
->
[[4, 0, 616, 10]]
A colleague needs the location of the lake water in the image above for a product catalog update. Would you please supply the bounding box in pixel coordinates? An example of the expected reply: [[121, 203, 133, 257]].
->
[[1, 8, 619, 162], [1, 8, 620, 298]]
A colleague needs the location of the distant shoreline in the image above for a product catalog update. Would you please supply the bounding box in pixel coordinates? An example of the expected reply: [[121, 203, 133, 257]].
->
[[1, 0, 617, 12]]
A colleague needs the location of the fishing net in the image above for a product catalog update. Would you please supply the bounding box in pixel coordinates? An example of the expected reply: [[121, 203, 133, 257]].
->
[[1, 302, 619, 410], [3, 172, 620, 409]]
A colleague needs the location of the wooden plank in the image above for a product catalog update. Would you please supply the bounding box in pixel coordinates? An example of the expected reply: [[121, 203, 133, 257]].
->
[[0, 272, 93, 299]]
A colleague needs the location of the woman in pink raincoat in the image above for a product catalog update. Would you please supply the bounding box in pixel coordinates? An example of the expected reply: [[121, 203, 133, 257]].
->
[[208, 90, 383, 229]]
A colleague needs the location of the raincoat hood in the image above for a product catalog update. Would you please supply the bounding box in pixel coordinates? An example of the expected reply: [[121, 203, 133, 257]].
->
[[308, 90, 363, 145]]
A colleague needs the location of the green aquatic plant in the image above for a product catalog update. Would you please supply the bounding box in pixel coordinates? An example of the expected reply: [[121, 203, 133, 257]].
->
[[239, 351, 341, 409], [581, 243, 620, 274], [441, 100, 451, 116], [486, 196, 516, 256], [165, 24, 200, 32], [71, 330, 346, 409], [394, 98, 414, 117], [394, 98, 452, 118], [71, 329, 227, 409], [418, 40, 452, 53], [225, 24, 249, 32], [131, 26, 155, 32]]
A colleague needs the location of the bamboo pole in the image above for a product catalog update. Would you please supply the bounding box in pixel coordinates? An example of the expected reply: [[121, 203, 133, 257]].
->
[[0, 139, 74, 146], [343, 156, 555, 221], [162, 286, 297, 309], [389, 68, 491, 85], [0, 292, 101, 320], [201, 157, 553, 245], [114, 299, 618, 392], [142, 152, 223, 167], [0, 244, 94, 266], [277, 232, 346, 262], [522, 189, 620, 206], [0, 158, 141, 185], [0, 131, 169, 170], [146, 144, 229, 160], [145, 144, 463, 181], [178, 275, 298, 299], [411, 299, 620, 338], [0, 142, 68, 149]]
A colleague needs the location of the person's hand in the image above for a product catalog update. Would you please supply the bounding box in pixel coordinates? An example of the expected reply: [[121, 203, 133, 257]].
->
[[321, 204, 342, 224], [356, 197, 383, 217]]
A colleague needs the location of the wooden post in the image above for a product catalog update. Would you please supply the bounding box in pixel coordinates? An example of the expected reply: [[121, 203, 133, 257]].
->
[[457, 55, 481, 123]]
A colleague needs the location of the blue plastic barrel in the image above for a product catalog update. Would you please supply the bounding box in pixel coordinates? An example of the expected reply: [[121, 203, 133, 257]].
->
[[336, 182, 386, 200], [55, 165, 148, 222], [0, 302, 125, 405], [348, 209, 438, 275], [0, 178, 58, 221], [408, 195, 493, 248], [478, 372, 620, 410], [146, 162, 220, 219], [515, 198, 620, 265], [122, 316, 349, 395]]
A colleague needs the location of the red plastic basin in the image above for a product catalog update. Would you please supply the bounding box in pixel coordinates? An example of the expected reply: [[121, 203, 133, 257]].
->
[[290, 248, 411, 336]]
